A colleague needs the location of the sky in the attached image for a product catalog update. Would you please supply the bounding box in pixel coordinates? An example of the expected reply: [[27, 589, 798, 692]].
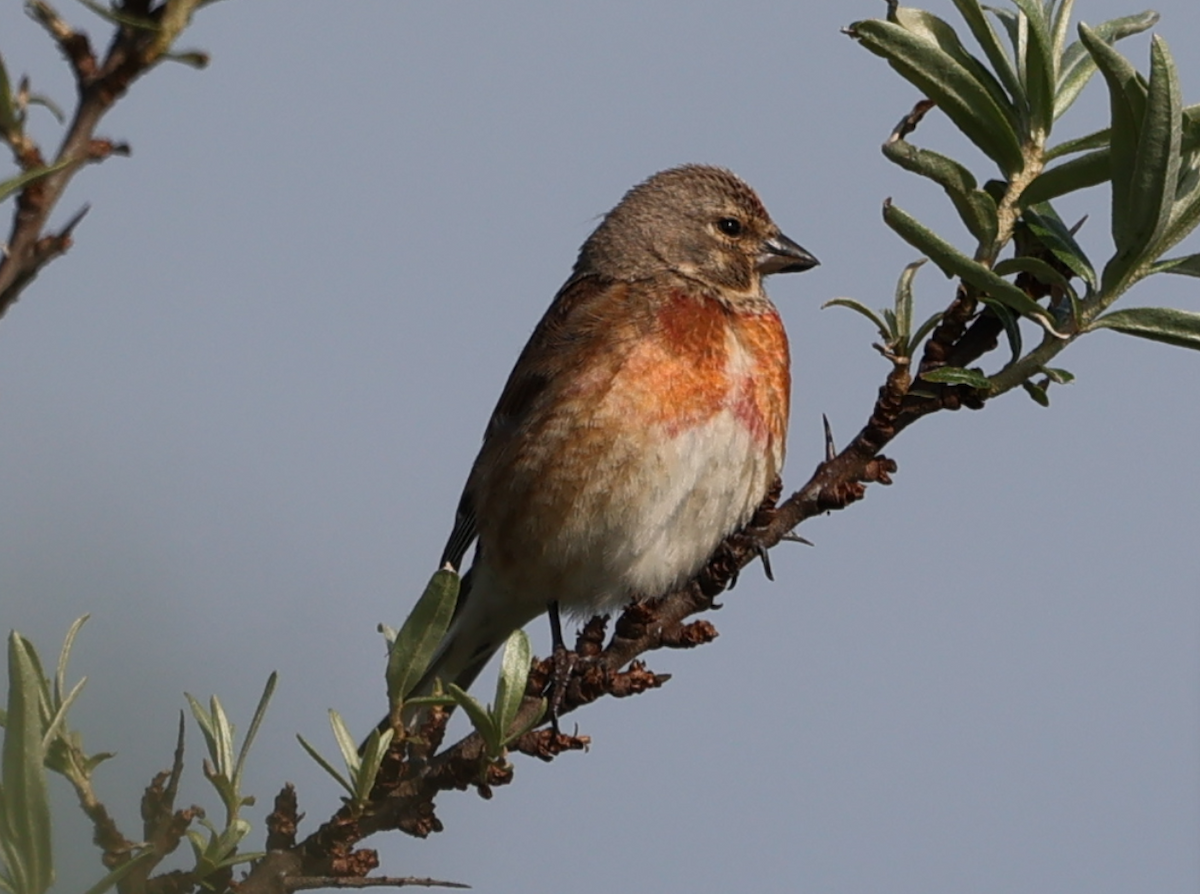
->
[[1, 1, 1198, 892]]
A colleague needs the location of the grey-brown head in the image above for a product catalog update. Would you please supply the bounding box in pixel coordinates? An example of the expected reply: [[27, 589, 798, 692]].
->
[[574, 164, 818, 297]]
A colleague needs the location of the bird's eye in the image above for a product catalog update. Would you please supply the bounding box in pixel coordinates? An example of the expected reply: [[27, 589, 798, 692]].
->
[[717, 217, 743, 237]]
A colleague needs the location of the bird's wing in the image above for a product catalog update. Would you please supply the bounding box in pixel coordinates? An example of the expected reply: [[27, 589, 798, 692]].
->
[[438, 272, 633, 572]]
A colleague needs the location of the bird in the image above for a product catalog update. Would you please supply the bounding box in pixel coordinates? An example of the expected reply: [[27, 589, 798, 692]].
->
[[400, 164, 817, 717]]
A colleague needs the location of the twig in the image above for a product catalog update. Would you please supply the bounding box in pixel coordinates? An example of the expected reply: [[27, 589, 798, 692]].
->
[[285, 877, 469, 891]]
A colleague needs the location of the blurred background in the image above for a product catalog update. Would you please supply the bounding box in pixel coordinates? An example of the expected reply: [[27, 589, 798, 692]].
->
[[0, 1, 1197, 892]]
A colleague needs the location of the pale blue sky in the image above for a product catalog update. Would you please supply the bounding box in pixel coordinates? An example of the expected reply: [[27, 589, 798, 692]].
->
[[1, 2, 1198, 892]]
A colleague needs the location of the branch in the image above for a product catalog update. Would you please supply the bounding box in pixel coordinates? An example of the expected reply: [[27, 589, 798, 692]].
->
[[0, 0, 212, 319]]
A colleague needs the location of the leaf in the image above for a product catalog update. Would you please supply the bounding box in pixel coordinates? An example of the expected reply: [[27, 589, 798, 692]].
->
[[1022, 204, 1098, 289], [979, 297, 1023, 362], [0, 53, 16, 136], [1151, 253, 1200, 277], [327, 710, 360, 774], [1044, 126, 1110, 161], [447, 684, 500, 757], [1116, 36, 1183, 282], [1022, 379, 1051, 405], [908, 311, 945, 354], [994, 255, 1075, 295], [892, 7, 1019, 127], [883, 200, 1063, 332], [0, 161, 71, 205], [849, 17, 1026, 175], [209, 695, 235, 774], [494, 629, 532, 744], [53, 615, 88, 708], [354, 728, 393, 804], [1049, 0, 1076, 63], [185, 694, 219, 766], [949, 0, 1025, 111], [1041, 366, 1076, 384], [882, 138, 999, 245], [894, 259, 926, 346], [295, 734, 354, 797], [821, 297, 892, 341], [232, 672, 276, 790], [1078, 23, 1147, 263], [2, 633, 53, 894], [1011, 0, 1056, 136], [920, 366, 992, 388], [1056, 10, 1159, 119], [1090, 307, 1200, 350], [385, 567, 459, 705], [80, 852, 158, 894]]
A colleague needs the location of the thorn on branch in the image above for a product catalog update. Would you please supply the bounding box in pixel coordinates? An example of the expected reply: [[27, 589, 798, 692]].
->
[[87, 138, 132, 160]]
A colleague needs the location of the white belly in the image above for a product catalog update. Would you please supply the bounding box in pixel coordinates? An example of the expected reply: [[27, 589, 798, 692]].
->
[[545, 406, 773, 617]]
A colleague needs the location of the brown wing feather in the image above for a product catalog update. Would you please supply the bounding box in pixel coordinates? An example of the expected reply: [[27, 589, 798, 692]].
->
[[438, 272, 627, 571]]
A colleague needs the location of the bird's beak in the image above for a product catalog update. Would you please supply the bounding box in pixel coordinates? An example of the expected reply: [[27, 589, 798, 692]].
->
[[757, 232, 819, 275]]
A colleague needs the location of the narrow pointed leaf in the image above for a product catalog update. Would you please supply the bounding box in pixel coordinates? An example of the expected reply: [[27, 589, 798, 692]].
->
[[1056, 10, 1159, 118], [821, 297, 892, 340], [495, 629, 532, 742], [1045, 127, 1110, 161], [327, 710, 360, 772], [850, 18, 1025, 174], [1022, 204, 1098, 289], [979, 297, 1023, 362], [883, 138, 999, 244], [884, 201, 1060, 329], [385, 567, 459, 705], [1041, 366, 1076, 384], [232, 672, 276, 788], [1091, 307, 1200, 350], [447, 684, 500, 756], [1151, 253, 1200, 277], [1078, 23, 1147, 258], [908, 311, 945, 355], [1050, 0, 1076, 62], [894, 259, 926, 345], [952, 0, 1026, 109], [1121, 37, 1182, 266], [1022, 379, 1051, 405], [355, 729, 393, 803], [209, 696, 235, 774], [0, 161, 71, 205], [185, 694, 219, 764], [295, 734, 354, 797], [920, 366, 992, 388], [3, 634, 53, 894], [893, 7, 1019, 127], [1012, 0, 1056, 135], [0, 53, 17, 137], [80, 851, 158, 894], [994, 256, 1075, 294], [53, 615, 88, 707]]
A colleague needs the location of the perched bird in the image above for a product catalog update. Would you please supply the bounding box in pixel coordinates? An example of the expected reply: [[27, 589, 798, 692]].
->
[[411, 164, 816, 705]]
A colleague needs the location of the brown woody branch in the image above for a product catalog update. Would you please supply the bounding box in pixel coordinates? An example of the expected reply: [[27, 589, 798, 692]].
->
[[0, 0, 209, 319]]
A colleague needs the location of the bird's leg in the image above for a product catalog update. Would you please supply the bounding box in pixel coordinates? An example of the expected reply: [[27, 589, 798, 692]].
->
[[547, 600, 574, 734]]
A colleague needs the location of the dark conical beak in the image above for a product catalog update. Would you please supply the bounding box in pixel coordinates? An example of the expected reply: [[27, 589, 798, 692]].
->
[[757, 231, 819, 275]]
